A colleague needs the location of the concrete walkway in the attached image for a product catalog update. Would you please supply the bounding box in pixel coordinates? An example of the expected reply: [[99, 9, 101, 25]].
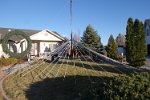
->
[[0, 61, 33, 100]]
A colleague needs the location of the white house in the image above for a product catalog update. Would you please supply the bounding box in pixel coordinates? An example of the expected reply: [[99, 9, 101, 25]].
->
[[116, 33, 126, 56], [0, 28, 66, 58], [118, 46, 125, 56], [144, 19, 150, 55]]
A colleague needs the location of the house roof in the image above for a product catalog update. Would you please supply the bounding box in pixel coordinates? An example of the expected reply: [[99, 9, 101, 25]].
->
[[0, 27, 40, 41], [144, 19, 150, 28], [46, 30, 66, 41], [0, 27, 66, 42]]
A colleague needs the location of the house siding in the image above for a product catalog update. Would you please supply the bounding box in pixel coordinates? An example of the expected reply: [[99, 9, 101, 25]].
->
[[145, 19, 150, 55], [30, 30, 63, 41], [0, 44, 4, 57], [118, 46, 125, 55]]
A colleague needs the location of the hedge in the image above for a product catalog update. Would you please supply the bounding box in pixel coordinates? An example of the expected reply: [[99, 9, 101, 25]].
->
[[82, 72, 150, 100]]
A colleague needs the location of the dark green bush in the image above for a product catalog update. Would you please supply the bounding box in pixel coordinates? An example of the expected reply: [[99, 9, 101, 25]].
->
[[100, 50, 107, 56], [83, 72, 150, 100], [104, 72, 150, 100]]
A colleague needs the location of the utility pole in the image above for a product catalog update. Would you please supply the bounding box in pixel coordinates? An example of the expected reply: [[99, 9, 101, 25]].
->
[[70, 0, 73, 50]]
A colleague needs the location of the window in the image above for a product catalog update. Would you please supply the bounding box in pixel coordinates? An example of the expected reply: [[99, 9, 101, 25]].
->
[[48, 44, 57, 52], [49, 44, 53, 52]]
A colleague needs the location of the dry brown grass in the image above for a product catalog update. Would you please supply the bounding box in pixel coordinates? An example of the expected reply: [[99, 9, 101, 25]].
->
[[0, 58, 26, 68], [2, 59, 138, 100], [0, 91, 3, 100]]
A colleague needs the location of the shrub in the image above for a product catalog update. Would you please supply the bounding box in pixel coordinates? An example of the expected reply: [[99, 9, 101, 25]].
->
[[83, 72, 150, 100], [118, 55, 126, 62], [100, 50, 107, 56], [0, 58, 25, 67], [104, 72, 150, 100]]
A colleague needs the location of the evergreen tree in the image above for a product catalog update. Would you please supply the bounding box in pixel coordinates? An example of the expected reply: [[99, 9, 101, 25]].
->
[[126, 18, 134, 64], [95, 35, 103, 52], [139, 22, 146, 64], [107, 35, 118, 60], [133, 19, 146, 66], [81, 25, 103, 53], [116, 33, 126, 47], [126, 18, 146, 66]]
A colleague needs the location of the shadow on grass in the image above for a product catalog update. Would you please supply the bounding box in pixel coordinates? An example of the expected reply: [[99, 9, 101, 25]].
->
[[57, 60, 139, 75], [25, 75, 112, 100]]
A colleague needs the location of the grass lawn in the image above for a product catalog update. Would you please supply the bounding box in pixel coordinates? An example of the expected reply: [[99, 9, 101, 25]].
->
[[3, 58, 139, 100]]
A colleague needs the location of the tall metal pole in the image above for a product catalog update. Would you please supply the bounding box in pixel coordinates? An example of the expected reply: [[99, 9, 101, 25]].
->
[[70, 0, 73, 50]]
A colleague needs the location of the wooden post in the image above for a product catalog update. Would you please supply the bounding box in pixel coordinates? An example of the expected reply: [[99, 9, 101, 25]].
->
[[70, 0, 73, 57]]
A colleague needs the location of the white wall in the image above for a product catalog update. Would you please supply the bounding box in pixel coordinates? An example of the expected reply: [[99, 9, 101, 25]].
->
[[9, 41, 25, 53], [0, 44, 9, 58], [146, 36, 150, 45], [0, 44, 4, 57], [146, 25, 150, 45], [30, 30, 63, 41], [118, 47, 125, 55]]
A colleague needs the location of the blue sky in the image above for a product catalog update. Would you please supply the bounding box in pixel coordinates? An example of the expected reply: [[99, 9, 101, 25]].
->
[[0, 0, 150, 45]]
